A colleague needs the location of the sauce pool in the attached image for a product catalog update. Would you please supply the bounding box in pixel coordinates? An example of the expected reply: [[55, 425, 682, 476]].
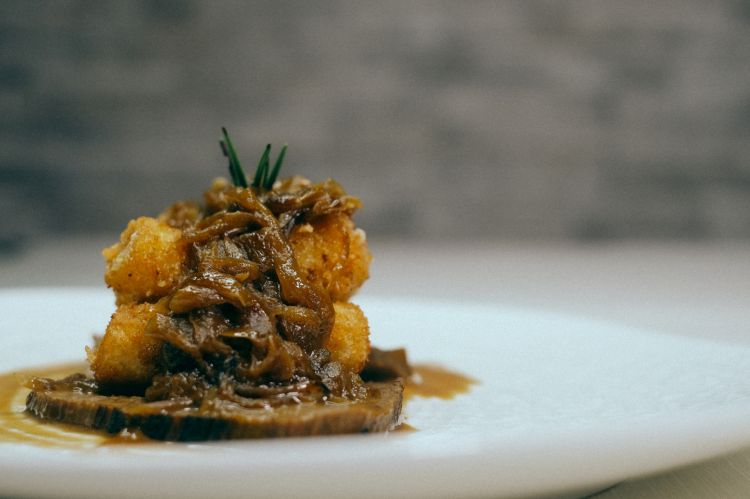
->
[[405, 364, 477, 401], [0, 362, 106, 448], [0, 362, 476, 447]]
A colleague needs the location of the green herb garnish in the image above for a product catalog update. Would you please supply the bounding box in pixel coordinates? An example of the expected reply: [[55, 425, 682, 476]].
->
[[220, 128, 287, 190], [220, 127, 248, 188]]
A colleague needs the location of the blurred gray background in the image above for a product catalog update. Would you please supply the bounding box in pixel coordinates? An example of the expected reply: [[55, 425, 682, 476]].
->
[[2, 0, 750, 249]]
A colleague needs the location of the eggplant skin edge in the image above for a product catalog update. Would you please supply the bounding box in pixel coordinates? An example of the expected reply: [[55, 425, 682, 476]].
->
[[25, 379, 404, 441]]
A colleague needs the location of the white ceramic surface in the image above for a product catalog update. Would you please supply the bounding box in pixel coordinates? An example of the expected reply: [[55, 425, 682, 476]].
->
[[2, 288, 750, 499]]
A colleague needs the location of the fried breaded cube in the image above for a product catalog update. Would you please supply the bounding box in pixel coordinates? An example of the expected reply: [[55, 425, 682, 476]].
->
[[89, 302, 163, 391], [325, 301, 371, 374], [289, 213, 372, 302], [103, 216, 187, 305]]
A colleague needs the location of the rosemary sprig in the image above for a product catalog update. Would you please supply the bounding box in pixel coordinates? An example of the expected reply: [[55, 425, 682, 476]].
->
[[220, 127, 248, 188], [219, 128, 288, 190], [252, 144, 272, 189], [267, 144, 287, 189]]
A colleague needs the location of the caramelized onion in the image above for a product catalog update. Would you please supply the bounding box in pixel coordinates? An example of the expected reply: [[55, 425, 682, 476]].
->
[[141, 179, 364, 407]]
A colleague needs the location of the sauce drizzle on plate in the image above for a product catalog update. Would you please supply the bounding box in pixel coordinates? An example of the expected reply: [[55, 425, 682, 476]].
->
[[0, 362, 476, 446], [0, 363, 105, 448], [404, 364, 477, 401]]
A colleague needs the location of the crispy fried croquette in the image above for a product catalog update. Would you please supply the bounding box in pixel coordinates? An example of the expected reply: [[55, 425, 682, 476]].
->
[[103, 217, 187, 305], [94, 170, 375, 394], [90, 302, 164, 391], [289, 212, 372, 302], [326, 302, 371, 374]]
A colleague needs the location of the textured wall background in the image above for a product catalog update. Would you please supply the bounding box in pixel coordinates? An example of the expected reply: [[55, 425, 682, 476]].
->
[[2, 0, 750, 247]]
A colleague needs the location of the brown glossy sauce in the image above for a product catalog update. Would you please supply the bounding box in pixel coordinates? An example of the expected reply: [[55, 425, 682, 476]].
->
[[0, 362, 107, 448], [0, 362, 475, 446], [0, 363, 159, 447], [392, 422, 417, 432], [404, 364, 477, 401], [394, 364, 477, 433]]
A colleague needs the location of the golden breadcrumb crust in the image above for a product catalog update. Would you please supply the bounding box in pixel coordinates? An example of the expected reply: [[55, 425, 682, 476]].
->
[[102, 217, 187, 305], [90, 302, 164, 389], [326, 302, 371, 374], [289, 212, 372, 302]]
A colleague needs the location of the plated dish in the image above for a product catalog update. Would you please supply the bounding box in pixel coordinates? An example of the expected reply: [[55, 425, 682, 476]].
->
[[4, 290, 750, 498], [21, 130, 411, 441]]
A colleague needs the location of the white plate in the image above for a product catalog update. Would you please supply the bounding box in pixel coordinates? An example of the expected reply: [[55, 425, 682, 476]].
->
[[2, 288, 750, 499]]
